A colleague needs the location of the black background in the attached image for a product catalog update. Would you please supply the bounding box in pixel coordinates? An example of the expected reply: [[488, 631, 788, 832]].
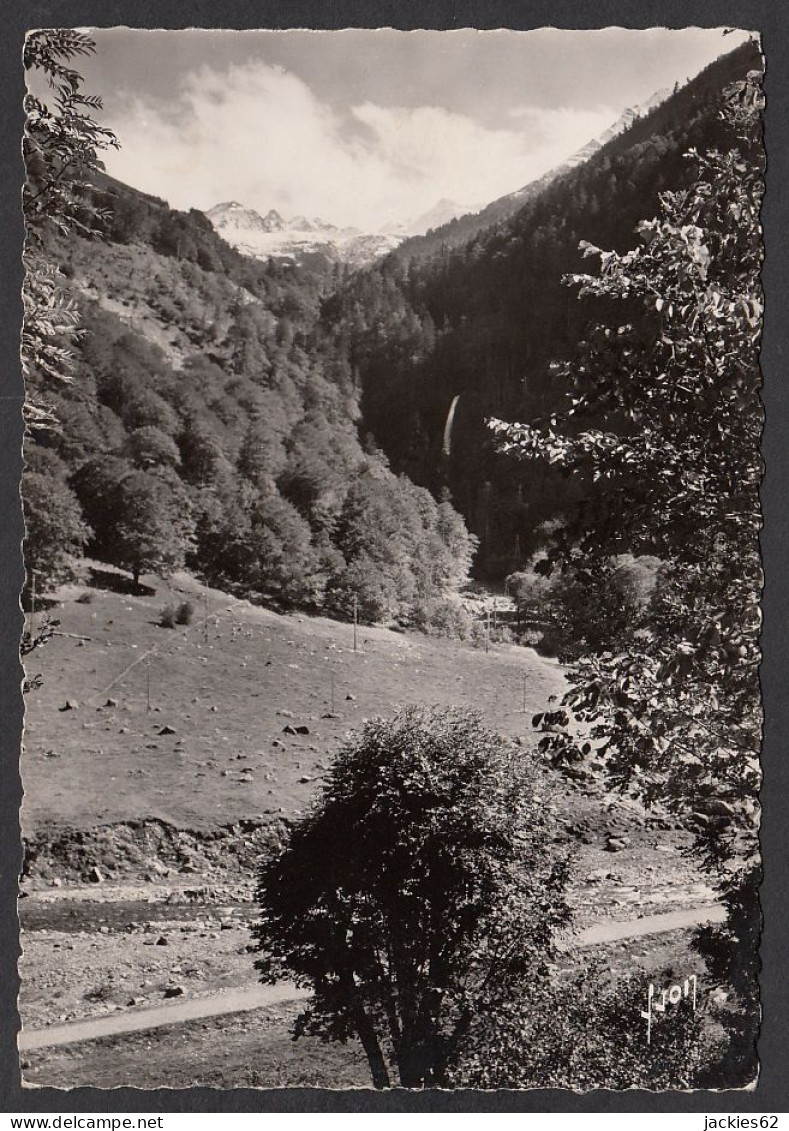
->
[[2, 0, 787, 1115]]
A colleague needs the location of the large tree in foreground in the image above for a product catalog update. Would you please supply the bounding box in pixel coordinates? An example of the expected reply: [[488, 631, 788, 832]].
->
[[253, 706, 569, 1088], [491, 73, 763, 1050]]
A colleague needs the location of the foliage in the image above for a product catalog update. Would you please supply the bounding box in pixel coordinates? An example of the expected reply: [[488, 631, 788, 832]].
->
[[175, 599, 194, 625], [407, 598, 473, 640], [452, 964, 727, 1090], [491, 76, 763, 887], [22, 469, 90, 592], [507, 552, 662, 659], [253, 706, 570, 1088], [20, 615, 61, 694], [124, 425, 181, 469], [23, 28, 118, 428], [73, 457, 196, 585], [159, 604, 178, 629], [326, 471, 477, 624], [158, 600, 194, 628], [36, 199, 476, 623]]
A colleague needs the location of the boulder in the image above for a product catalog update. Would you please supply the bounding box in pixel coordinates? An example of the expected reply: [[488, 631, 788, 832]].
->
[[59, 700, 79, 711]]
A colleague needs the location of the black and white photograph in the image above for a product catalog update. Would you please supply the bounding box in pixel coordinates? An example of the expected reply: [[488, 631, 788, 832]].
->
[[17, 25, 764, 1091]]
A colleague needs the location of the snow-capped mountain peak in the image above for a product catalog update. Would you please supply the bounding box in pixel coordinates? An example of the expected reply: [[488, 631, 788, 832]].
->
[[205, 202, 399, 266]]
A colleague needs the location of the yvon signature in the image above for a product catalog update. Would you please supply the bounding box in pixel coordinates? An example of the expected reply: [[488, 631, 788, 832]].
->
[[641, 974, 698, 1044]]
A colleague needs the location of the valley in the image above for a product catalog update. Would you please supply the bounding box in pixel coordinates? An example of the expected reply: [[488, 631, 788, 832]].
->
[[19, 568, 716, 1088], [16, 27, 764, 1093]]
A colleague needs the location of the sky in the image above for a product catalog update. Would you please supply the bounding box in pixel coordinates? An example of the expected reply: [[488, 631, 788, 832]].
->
[[62, 27, 755, 231]]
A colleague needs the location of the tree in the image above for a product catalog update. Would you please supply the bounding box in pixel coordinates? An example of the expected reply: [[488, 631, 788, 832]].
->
[[73, 458, 196, 585], [247, 490, 325, 609], [124, 425, 181, 470], [236, 419, 286, 490], [491, 73, 763, 992], [23, 28, 118, 428], [327, 470, 476, 626], [178, 417, 227, 487], [112, 470, 196, 585], [253, 706, 569, 1088], [22, 470, 90, 592]]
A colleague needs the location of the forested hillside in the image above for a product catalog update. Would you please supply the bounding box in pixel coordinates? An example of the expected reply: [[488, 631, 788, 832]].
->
[[24, 40, 760, 613], [329, 40, 761, 578], [24, 180, 476, 631]]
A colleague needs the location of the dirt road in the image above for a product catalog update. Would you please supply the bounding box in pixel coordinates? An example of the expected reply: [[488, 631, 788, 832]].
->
[[19, 902, 724, 1052], [557, 901, 725, 950], [19, 981, 306, 1051]]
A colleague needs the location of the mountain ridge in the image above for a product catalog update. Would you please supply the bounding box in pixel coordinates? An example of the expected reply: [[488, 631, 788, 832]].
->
[[393, 86, 675, 260], [204, 200, 399, 267]]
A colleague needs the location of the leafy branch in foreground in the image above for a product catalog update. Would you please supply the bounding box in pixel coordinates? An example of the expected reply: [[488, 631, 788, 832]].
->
[[22, 28, 119, 428], [491, 72, 763, 877], [491, 74, 763, 1082]]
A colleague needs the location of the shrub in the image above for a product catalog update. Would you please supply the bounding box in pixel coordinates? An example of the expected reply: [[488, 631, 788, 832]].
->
[[490, 622, 513, 645], [159, 604, 177, 628], [408, 598, 472, 640], [451, 963, 726, 1090], [175, 599, 194, 625], [518, 627, 543, 648], [75, 591, 94, 605], [469, 621, 488, 649]]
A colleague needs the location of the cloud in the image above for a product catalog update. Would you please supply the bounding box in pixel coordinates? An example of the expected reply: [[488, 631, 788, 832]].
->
[[104, 61, 616, 230]]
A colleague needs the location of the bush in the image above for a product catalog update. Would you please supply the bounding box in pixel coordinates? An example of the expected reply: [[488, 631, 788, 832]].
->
[[159, 604, 177, 628], [518, 627, 543, 648], [532, 554, 663, 661], [159, 600, 193, 627], [75, 590, 94, 604], [451, 964, 726, 1090], [175, 599, 194, 625], [408, 598, 472, 640], [469, 621, 488, 649], [490, 622, 513, 645]]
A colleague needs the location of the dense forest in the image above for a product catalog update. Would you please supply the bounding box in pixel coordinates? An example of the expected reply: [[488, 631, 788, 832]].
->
[[25, 176, 475, 632], [327, 40, 761, 578]]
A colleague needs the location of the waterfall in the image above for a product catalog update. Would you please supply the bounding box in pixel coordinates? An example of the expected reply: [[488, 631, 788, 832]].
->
[[442, 394, 460, 457]]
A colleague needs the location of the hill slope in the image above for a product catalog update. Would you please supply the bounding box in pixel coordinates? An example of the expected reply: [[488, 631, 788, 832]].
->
[[26, 179, 477, 629], [327, 41, 762, 577], [22, 570, 567, 833]]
